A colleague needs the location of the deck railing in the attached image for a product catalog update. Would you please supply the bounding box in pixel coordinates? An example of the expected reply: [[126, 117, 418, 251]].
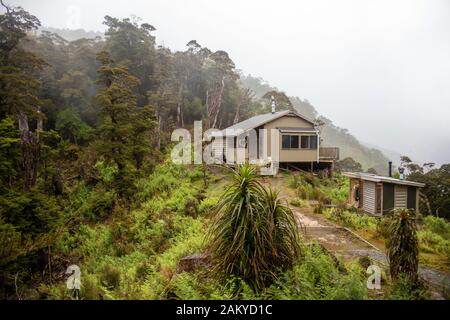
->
[[319, 147, 340, 160]]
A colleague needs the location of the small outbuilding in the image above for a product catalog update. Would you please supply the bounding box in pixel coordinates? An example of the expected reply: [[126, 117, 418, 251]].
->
[[343, 172, 425, 216]]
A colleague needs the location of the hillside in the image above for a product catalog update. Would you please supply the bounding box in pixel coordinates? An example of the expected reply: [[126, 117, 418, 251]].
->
[[240, 75, 390, 174]]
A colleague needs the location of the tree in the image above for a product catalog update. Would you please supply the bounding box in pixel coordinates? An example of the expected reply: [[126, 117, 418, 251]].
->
[[335, 157, 363, 172], [386, 209, 419, 285], [55, 107, 91, 144], [205, 50, 237, 129], [0, 1, 47, 190], [0, 117, 21, 188], [232, 88, 255, 124], [103, 15, 157, 107], [208, 164, 301, 292], [400, 155, 423, 175], [95, 51, 139, 169], [95, 51, 155, 194], [407, 162, 450, 219], [129, 105, 157, 170], [262, 90, 293, 111]]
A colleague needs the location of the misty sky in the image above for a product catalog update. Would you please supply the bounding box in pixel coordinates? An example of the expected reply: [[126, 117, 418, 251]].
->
[[6, 0, 450, 165]]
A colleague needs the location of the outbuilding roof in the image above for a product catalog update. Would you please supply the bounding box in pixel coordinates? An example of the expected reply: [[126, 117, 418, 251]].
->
[[213, 110, 316, 137], [343, 172, 425, 188]]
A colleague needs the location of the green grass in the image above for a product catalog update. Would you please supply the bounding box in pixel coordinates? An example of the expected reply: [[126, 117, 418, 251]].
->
[[322, 208, 378, 233]]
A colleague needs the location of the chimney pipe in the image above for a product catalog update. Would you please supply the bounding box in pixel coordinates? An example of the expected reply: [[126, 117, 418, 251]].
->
[[388, 161, 392, 177], [271, 96, 276, 114]]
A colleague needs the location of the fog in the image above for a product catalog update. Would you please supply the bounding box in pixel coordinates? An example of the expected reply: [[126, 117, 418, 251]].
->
[[7, 0, 450, 165]]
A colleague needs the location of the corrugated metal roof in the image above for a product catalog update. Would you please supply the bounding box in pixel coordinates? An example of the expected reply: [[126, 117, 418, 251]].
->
[[278, 127, 318, 133], [343, 172, 425, 187], [216, 110, 316, 137]]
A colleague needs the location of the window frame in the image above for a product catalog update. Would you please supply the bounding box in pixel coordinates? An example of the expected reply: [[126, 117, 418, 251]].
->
[[281, 134, 318, 150]]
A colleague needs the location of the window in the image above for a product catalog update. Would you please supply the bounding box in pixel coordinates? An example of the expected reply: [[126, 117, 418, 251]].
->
[[282, 134, 318, 149], [301, 136, 309, 149], [291, 135, 299, 148], [282, 135, 290, 149], [282, 135, 300, 149], [309, 135, 318, 149]]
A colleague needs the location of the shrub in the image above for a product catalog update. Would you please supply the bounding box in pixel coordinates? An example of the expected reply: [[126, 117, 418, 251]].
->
[[198, 197, 219, 215], [135, 262, 151, 281], [81, 274, 104, 300], [157, 216, 206, 274], [323, 208, 377, 232], [297, 184, 311, 199], [386, 209, 419, 284], [0, 218, 23, 265], [208, 164, 301, 292], [134, 163, 185, 203], [388, 275, 429, 300], [418, 230, 450, 261], [165, 186, 200, 214], [314, 202, 324, 214], [94, 161, 117, 184], [290, 198, 310, 208], [100, 265, 121, 289], [79, 186, 116, 219], [376, 216, 392, 239], [423, 216, 450, 239], [266, 244, 367, 300]]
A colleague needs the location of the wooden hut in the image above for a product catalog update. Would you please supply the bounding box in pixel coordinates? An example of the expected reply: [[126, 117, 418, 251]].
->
[[343, 172, 425, 215]]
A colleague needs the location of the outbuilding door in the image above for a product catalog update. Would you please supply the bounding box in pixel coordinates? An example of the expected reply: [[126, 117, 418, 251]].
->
[[394, 185, 408, 209], [362, 181, 376, 214]]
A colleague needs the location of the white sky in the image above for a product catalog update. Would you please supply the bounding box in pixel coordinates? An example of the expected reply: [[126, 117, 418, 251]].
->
[[6, 0, 450, 165]]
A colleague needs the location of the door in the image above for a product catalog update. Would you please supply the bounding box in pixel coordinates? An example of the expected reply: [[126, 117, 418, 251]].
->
[[394, 185, 407, 209]]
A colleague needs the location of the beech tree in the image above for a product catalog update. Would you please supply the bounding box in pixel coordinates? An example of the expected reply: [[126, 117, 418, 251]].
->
[[95, 51, 155, 194], [0, 0, 47, 190]]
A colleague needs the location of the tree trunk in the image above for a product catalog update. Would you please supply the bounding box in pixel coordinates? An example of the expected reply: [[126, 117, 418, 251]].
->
[[17, 112, 33, 190], [420, 192, 432, 216], [205, 90, 210, 129], [177, 84, 184, 127], [47, 245, 52, 284], [154, 105, 161, 150], [233, 100, 242, 125], [17, 108, 43, 191], [157, 114, 162, 150], [211, 76, 225, 129]]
